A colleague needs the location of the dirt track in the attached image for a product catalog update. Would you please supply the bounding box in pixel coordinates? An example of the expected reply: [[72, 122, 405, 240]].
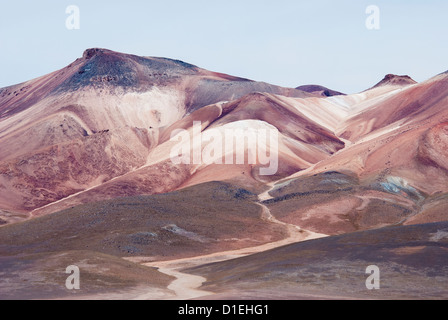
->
[[138, 191, 328, 300]]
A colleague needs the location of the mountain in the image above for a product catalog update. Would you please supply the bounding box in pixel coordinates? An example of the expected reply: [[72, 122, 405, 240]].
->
[[0, 48, 447, 299], [0, 48, 316, 217], [296, 84, 345, 97], [261, 72, 448, 235], [370, 74, 417, 89]]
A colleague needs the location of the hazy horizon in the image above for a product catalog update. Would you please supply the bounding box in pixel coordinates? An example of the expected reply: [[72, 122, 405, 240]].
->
[[1, 0, 447, 93]]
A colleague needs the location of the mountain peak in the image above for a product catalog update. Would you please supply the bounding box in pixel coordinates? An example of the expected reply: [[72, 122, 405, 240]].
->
[[372, 74, 417, 89], [82, 48, 108, 60], [57, 48, 201, 92]]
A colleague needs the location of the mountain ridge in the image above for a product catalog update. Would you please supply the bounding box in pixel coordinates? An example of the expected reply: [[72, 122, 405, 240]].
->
[[1, 48, 448, 300]]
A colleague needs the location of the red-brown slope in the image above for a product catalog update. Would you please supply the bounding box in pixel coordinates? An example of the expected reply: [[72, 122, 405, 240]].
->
[[0, 49, 315, 218], [318, 73, 448, 193], [339, 74, 446, 142], [259, 73, 448, 235], [31, 92, 346, 217]]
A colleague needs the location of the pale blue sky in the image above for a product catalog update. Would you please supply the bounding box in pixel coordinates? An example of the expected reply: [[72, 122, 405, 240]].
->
[[0, 0, 447, 93]]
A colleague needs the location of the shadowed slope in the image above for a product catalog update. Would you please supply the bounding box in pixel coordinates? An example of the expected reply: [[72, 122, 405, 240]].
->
[[0, 181, 294, 299], [0, 182, 287, 260], [187, 221, 448, 299], [296, 84, 345, 97], [0, 250, 174, 300]]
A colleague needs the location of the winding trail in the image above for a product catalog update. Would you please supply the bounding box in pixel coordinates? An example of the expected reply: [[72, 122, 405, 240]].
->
[[134, 184, 328, 300], [153, 267, 211, 300]]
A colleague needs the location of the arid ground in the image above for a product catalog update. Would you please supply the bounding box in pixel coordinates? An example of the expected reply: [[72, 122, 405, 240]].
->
[[1, 49, 447, 299]]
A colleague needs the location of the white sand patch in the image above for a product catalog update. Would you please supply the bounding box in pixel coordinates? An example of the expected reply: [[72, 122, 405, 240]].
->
[[70, 87, 186, 130], [430, 230, 448, 242], [154, 268, 211, 300], [162, 224, 209, 243]]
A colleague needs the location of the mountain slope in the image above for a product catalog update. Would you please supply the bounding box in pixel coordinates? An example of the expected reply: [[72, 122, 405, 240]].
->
[[1, 49, 448, 235], [0, 48, 316, 217]]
